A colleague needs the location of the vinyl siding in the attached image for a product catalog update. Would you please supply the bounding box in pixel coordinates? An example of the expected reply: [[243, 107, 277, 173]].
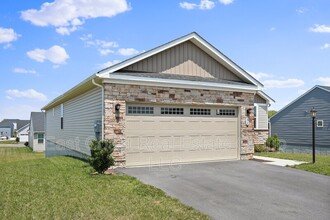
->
[[270, 87, 330, 147], [254, 94, 266, 104], [257, 105, 268, 129], [45, 87, 102, 156], [122, 41, 243, 82]]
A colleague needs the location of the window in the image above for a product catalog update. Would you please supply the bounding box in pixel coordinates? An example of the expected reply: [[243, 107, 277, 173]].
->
[[254, 106, 257, 129], [190, 108, 211, 115], [128, 106, 154, 114], [34, 133, 44, 144], [53, 108, 55, 116], [216, 109, 236, 116], [60, 104, 64, 129], [317, 120, 324, 128], [161, 107, 184, 115]]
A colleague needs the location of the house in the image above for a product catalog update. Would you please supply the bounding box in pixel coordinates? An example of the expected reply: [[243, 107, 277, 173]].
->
[[270, 85, 330, 150], [29, 112, 45, 152], [0, 119, 29, 138], [17, 123, 30, 142], [42, 32, 274, 167]]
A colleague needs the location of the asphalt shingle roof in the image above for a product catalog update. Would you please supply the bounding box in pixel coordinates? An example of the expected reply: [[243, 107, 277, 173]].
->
[[0, 119, 29, 130], [30, 112, 45, 132]]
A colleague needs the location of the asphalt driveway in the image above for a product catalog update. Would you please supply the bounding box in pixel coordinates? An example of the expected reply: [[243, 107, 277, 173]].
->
[[121, 160, 330, 220]]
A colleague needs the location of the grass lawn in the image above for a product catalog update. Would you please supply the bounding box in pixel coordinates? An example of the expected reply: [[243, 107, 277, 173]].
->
[[0, 147, 208, 220], [0, 140, 17, 144], [256, 152, 330, 176]]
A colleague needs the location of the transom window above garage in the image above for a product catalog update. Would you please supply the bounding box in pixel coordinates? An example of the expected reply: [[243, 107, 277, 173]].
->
[[190, 108, 211, 115], [128, 106, 154, 114], [161, 107, 184, 115], [216, 109, 236, 116]]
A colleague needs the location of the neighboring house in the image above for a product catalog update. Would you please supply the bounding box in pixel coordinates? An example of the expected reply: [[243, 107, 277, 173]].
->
[[0, 119, 29, 138], [29, 112, 45, 152], [17, 123, 30, 142], [42, 32, 274, 167], [270, 85, 330, 149]]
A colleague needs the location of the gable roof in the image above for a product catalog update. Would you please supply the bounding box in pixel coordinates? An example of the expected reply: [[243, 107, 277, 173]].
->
[[97, 32, 263, 88], [43, 32, 273, 110], [270, 85, 330, 119], [17, 123, 30, 133], [0, 119, 29, 130], [30, 112, 45, 132]]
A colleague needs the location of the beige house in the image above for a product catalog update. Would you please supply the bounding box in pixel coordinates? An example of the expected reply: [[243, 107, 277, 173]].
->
[[42, 32, 274, 167]]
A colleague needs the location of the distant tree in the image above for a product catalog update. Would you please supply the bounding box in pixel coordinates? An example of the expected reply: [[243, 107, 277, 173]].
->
[[268, 110, 277, 118]]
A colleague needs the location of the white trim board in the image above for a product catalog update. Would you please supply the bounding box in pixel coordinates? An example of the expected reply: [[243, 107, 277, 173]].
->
[[102, 74, 260, 93]]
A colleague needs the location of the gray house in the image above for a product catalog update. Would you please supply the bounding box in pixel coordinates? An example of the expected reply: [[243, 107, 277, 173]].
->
[[42, 32, 274, 167], [0, 119, 29, 138], [270, 85, 330, 150], [29, 112, 45, 152]]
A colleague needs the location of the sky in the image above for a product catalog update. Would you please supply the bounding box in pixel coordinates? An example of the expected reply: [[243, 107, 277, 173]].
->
[[0, 0, 329, 120]]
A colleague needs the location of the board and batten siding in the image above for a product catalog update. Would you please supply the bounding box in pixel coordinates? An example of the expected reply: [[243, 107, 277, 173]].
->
[[270, 87, 330, 147], [122, 41, 243, 82], [45, 87, 102, 156]]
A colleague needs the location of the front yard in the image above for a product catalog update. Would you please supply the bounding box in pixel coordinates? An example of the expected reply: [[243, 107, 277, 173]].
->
[[0, 147, 208, 219], [256, 152, 330, 176]]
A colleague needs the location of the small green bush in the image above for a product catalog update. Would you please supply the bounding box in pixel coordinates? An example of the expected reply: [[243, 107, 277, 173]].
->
[[24, 142, 29, 146], [15, 137, 20, 143], [266, 134, 281, 151], [89, 140, 115, 174], [254, 144, 268, 152]]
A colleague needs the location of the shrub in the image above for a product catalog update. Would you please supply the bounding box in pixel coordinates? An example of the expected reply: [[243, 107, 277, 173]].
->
[[266, 134, 281, 151], [89, 140, 115, 174], [254, 144, 268, 152], [24, 142, 29, 146], [15, 137, 20, 143]]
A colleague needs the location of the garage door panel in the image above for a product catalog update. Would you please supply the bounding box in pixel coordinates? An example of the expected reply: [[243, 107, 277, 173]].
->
[[125, 106, 239, 166]]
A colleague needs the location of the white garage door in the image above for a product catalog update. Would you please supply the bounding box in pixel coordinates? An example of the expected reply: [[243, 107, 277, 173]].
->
[[125, 104, 239, 166]]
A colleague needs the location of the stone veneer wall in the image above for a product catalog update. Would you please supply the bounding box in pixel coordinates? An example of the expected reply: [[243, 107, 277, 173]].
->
[[253, 130, 269, 146], [103, 83, 255, 166]]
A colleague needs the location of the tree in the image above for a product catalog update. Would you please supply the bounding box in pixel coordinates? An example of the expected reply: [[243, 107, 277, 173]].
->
[[268, 110, 277, 118]]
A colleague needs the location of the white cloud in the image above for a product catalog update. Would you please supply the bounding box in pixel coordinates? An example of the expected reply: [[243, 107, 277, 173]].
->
[[179, 2, 198, 10], [263, 79, 304, 88], [81, 34, 118, 55], [0, 27, 20, 48], [21, 0, 131, 35], [13, 68, 37, 75], [180, 0, 215, 10], [309, 24, 330, 33], [118, 48, 140, 56], [320, 43, 330, 50], [27, 45, 69, 64], [6, 89, 47, 101], [316, 77, 330, 86], [219, 0, 234, 5], [296, 7, 307, 14], [269, 27, 276, 32], [98, 60, 121, 69], [249, 72, 272, 81]]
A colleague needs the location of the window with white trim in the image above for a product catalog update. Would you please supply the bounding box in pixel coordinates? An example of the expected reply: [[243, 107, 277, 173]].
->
[[161, 107, 184, 115], [128, 106, 154, 114], [60, 104, 64, 129], [216, 109, 236, 116], [190, 108, 211, 115], [317, 120, 324, 128]]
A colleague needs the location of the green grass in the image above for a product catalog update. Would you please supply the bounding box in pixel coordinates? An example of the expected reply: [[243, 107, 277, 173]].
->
[[0, 140, 17, 144], [0, 147, 208, 220], [256, 152, 330, 176]]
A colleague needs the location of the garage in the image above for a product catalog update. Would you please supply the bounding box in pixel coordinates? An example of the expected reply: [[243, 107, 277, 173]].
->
[[125, 104, 239, 166]]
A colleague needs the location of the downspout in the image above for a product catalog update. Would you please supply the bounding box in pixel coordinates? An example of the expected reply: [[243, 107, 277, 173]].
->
[[92, 78, 104, 141]]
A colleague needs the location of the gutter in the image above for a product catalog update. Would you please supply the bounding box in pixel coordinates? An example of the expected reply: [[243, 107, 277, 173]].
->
[[92, 78, 104, 141]]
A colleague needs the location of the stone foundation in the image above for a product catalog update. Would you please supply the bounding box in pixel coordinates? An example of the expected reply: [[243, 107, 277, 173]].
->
[[253, 130, 269, 146], [103, 83, 255, 166]]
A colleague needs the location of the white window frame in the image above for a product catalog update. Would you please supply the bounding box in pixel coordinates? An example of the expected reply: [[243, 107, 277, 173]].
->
[[316, 120, 324, 128]]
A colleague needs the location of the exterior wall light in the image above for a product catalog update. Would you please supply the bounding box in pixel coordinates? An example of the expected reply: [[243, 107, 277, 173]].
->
[[310, 107, 317, 164]]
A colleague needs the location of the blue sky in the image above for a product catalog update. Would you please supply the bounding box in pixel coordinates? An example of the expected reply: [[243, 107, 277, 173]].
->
[[0, 0, 329, 120]]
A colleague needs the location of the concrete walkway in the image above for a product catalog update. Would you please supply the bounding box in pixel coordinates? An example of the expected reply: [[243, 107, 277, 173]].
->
[[253, 155, 308, 166]]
